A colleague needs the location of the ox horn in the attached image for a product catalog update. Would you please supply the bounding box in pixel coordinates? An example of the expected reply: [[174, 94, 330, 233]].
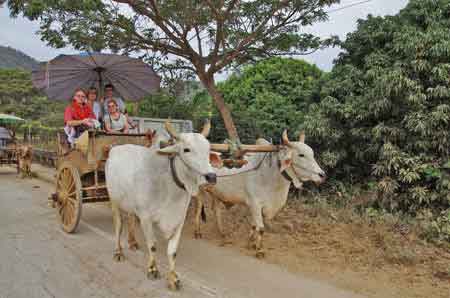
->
[[201, 119, 211, 137], [165, 120, 179, 140], [299, 131, 305, 143], [282, 129, 291, 146]]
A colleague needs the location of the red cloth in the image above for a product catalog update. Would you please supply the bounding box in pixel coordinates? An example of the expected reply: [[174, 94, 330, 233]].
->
[[64, 101, 95, 124]]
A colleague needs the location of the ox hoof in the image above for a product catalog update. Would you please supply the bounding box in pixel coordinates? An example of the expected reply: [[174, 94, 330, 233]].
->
[[256, 250, 265, 259], [146, 268, 160, 280], [167, 272, 181, 291], [219, 237, 232, 246], [194, 231, 202, 239], [128, 242, 139, 251], [113, 251, 125, 262]]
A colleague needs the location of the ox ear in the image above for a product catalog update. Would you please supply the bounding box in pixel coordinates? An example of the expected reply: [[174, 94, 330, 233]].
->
[[144, 129, 157, 147], [279, 149, 293, 172], [280, 158, 292, 173], [157, 144, 178, 155], [209, 151, 223, 168]]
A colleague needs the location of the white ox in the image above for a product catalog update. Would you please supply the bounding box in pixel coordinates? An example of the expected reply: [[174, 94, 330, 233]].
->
[[105, 121, 219, 290], [194, 131, 325, 258]]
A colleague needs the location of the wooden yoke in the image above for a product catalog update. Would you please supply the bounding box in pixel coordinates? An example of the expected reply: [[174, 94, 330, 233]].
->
[[210, 143, 282, 168], [210, 143, 281, 153]]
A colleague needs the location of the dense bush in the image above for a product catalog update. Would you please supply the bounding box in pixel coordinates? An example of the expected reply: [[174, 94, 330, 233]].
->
[[303, 0, 450, 215]]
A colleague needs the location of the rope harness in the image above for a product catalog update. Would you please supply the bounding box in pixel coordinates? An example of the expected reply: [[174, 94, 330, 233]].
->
[[215, 152, 295, 183], [278, 160, 295, 183], [215, 153, 269, 177], [169, 155, 186, 190], [166, 143, 209, 191], [166, 144, 310, 190]]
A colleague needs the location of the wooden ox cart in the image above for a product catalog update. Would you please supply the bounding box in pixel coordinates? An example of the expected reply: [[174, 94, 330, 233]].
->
[[0, 127, 20, 173], [49, 116, 282, 234], [50, 119, 192, 233]]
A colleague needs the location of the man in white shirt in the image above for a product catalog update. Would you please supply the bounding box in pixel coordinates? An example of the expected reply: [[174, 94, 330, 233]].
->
[[102, 84, 125, 116]]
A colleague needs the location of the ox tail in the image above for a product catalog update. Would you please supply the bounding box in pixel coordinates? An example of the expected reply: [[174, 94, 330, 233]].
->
[[201, 205, 207, 222]]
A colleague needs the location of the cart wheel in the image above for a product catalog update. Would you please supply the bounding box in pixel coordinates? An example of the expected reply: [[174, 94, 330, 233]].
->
[[56, 164, 82, 233]]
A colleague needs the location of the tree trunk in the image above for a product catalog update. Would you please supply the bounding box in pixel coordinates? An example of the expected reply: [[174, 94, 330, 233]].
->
[[201, 76, 240, 142]]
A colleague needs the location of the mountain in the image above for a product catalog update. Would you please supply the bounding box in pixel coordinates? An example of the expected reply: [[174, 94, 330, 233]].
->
[[0, 46, 39, 70]]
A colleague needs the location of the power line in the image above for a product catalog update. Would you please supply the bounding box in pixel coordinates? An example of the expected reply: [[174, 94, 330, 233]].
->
[[326, 0, 373, 14]]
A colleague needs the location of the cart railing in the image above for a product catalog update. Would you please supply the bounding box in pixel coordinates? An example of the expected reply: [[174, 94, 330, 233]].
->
[[33, 148, 57, 168]]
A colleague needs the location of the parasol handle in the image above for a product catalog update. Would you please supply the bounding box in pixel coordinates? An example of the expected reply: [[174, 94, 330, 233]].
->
[[97, 69, 103, 100]]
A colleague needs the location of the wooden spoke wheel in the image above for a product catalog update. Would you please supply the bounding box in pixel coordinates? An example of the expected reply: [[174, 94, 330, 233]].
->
[[56, 163, 82, 233]]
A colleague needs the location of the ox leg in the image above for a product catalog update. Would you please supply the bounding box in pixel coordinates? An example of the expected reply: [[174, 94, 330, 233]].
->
[[167, 224, 183, 291], [127, 213, 139, 251], [20, 161, 25, 179], [111, 202, 125, 262], [140, 220, 159, 280], [249, 205, 265, 258], [248, 225, 257, 249], [193, 195, 203, 239], [212, 199, 229, 246], [26, 163, 31, 178], [255, 228, 265, 259]]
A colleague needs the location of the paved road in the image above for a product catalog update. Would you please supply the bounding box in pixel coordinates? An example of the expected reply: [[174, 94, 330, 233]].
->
[[0, 167, 363, 298]]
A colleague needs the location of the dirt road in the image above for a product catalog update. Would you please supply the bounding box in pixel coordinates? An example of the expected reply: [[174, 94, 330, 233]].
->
[[0, 167, 363, 298]]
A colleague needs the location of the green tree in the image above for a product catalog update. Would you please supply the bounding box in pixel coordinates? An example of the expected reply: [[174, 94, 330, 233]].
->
[[0, 69, 65, 133], [0, 69, 36, 102], [7, 0, 338, 141], [138, 89, 212, 124], [304, 0, 450, 213], [193, 57, 324, 143]]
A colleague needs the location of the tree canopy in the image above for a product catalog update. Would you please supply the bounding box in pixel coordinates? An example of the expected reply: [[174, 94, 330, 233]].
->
[[7, 0, 339, 141], [0, 69, 65, 126], [194, 57, 324, 142], [303, 0, 450, 214]]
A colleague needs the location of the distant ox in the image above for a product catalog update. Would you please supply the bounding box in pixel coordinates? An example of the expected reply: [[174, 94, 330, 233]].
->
[[105, 121, 221, 290], [18, 144, 33, 178], [194, 131, 325, 258]]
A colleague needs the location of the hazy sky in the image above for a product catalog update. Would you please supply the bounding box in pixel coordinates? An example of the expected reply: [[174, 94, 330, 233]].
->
[[0, 0, 409, 71]]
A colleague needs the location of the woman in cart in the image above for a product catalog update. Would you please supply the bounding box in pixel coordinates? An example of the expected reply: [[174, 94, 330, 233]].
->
[[104, 99, 129, 133], [64, 88, 97, 144], [86, 87, 103, 121]]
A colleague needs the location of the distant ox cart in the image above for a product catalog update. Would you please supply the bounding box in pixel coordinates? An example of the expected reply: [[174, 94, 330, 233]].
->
[[0, 127, 20, 173]]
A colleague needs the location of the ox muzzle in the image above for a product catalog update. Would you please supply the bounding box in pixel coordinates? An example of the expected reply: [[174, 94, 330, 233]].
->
[[204, 173, 217, 184]]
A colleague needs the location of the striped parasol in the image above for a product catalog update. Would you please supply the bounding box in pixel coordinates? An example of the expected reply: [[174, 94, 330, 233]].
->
[[32, 53, 161, 101]]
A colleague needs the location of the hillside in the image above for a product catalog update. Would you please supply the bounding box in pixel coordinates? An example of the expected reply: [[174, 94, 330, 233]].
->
[[0, 45, 39, 70]]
